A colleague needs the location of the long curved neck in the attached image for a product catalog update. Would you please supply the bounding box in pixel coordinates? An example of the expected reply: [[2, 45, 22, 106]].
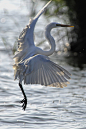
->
[[38, 24, 56, 56]]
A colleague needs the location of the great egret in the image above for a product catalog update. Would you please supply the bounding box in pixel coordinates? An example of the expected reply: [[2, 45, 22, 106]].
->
[[13, 0, 73, 110]]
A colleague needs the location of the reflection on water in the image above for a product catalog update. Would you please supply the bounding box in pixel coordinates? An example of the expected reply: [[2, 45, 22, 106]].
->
[[0, 0, 86, 129]]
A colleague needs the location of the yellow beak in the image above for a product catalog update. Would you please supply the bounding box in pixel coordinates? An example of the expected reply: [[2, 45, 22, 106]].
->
[[56, 24, 74, 27]]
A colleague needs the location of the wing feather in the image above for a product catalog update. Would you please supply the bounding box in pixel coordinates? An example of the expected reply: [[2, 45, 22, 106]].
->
[[13, 1, 51, 64], [52, 62, 71, 76], [39, 68, 43, 84], [42, 65, 48, 86], [15, 54, 71, 88], [44, 66, 51, 85], [48, 63, 63, 86]]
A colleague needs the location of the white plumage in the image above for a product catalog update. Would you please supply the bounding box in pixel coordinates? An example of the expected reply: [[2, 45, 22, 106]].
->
[[14, 54, 70, 87], [13, 0, 73, 110]]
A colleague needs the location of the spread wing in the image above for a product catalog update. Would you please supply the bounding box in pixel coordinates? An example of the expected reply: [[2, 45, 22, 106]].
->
[[13, 55, 71, 88], [13, 0, 51, 63]]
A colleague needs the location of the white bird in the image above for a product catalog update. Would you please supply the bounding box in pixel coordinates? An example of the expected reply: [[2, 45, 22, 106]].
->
[[13, 0, 73, 110]]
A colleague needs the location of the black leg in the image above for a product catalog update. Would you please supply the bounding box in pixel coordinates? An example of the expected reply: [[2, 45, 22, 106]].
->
[[19, 83, 27, 110]]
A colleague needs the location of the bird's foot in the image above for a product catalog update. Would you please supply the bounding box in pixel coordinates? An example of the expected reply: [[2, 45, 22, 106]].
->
[[20, 97, 27, 110]]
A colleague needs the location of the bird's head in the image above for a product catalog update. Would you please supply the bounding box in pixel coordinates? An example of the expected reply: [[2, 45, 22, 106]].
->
[[46, 22, 74, 31]]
